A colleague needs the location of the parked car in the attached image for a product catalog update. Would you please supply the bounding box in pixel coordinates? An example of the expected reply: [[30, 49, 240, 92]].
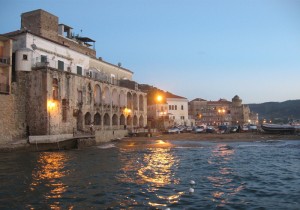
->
[[206, 126, 216, 133], [168, 127, 180, 134], [193, 126, 205, 133], [242, 125, 249, 131], [186, 126, 193, 132], [230, 126, 238, 133], [248, 124, 257, 131], [218, 125, 228, 133]]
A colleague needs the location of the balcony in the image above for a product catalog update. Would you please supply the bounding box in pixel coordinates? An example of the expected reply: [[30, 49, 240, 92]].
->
[[0, 83, 10, 94]]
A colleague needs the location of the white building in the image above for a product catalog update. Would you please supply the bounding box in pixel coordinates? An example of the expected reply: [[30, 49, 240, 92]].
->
[[166, 93, 190, 126]]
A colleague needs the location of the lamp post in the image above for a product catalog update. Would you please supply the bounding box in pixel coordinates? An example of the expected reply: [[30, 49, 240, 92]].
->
[[47, 100, 56, 135]]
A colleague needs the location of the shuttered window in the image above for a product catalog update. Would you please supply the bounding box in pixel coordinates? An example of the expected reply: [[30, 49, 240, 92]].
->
[[58, 60, 64, 71]]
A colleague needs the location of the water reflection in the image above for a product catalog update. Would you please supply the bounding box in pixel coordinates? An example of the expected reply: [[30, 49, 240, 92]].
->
[[208, 144, 243, 207], [118, 140, 182, 207], [30, 152, 69, 208]]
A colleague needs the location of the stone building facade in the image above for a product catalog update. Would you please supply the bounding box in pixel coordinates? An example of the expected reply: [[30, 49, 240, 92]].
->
[[189, 95, 252, 126], [1, 9, 147, 141]]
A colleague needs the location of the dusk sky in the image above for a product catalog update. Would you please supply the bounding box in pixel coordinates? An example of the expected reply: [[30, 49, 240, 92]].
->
[[1, 0, 300, 104]]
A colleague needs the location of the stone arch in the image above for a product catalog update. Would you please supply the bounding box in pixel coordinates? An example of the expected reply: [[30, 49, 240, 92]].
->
[[133, 115, 138, 126], [84, 112, 92, 125], [127, 115, 132, 126], [104, 113, 110, 126], [120, 90, 126, 107], [139, 115, 144, 127], [112, 89, 118, 106], [94, 84, 101, 105], [120, 114, 125, 126], [139, 94, 144, 111], [127, 92, 133, 109], [133, 93, 138, 110], [112, 114, 118, 126], [103, 86, 111, 105], [94, 112, 101, 125]]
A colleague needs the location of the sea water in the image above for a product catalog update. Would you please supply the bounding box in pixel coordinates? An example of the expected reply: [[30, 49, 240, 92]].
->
[[0, 139, 299, 209]]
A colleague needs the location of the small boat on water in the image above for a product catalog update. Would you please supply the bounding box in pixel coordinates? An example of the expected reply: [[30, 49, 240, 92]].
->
[[261, 120, 300, 134]]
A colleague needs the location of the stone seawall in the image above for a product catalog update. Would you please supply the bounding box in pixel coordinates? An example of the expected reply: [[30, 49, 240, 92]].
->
[[95, 130, 128, 143]]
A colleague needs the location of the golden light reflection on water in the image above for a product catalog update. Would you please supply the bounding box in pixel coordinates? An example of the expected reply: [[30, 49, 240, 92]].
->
[[208, 144, 243, 207], [118, 140, 182, 207], [30, 152, 69, 208]]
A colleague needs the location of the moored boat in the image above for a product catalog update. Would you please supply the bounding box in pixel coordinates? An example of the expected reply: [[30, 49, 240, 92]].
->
[[261, 123, 295, 134]]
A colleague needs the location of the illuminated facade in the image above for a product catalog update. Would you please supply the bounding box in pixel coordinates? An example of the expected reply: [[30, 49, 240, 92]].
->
[[189, 95, 253, 126], [2, 9, 147, 138]]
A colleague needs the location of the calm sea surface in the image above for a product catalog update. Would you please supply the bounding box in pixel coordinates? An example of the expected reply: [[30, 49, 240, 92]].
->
[[0, 139, 300, 210]]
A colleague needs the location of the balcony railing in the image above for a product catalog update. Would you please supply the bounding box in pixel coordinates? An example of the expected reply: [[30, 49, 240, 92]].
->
[[0, 57, 10, 65], [0, 83, 10, 94]]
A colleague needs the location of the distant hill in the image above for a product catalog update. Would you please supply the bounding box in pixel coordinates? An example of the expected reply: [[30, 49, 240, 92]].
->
[[248, 100, 300, 123]]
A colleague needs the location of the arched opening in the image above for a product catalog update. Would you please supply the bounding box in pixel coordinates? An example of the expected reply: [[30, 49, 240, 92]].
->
[[120, 114, 125, 126], [127, 92, 132, 109], [139, 95, 144, 111], [84, 112, 92, 125], [112, 114, 118, 126], [94, 84, 101, 105], [94, 113, 101, 125], [103, 86, 111, 105], [112, 89, 118, 106], [120, 90, 126, 107], [104, 113, 110, 126], [133, 115, 138, 127], [127, 115, 132, 126], [139, 115, 144, 127], [133, 93, 138, 110]]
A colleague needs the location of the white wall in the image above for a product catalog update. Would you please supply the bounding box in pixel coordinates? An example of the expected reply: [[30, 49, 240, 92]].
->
[[19, 33, 90, 73], [167, 98, 189, 125]]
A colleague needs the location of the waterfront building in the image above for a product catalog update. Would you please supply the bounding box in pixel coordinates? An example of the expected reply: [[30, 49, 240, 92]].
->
[[166, 92, 190, 126], [189, 95, 253, 126], [1, 9, 147, 142]]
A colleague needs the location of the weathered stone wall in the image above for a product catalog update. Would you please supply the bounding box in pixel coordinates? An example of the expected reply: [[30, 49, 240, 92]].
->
[[0, 79, 28, 143], [95, 130, 128, 143], [21, 9, 59, 42]]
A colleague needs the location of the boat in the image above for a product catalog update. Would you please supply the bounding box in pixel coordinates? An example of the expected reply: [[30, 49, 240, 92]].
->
[[261, 123, 296, 134]]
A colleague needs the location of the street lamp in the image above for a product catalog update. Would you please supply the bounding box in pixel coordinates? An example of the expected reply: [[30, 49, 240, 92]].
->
[[47, 100, 56, 135]]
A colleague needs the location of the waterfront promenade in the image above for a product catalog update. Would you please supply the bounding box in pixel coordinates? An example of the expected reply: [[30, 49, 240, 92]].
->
[[1, 132, 300, 152]]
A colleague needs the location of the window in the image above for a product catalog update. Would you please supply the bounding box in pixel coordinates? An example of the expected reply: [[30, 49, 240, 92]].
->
[[41, 55, 47, 63], [77, 90, 82, 103], [23, 54, 28, 60], [169, 105, 171, 110], [181, 105, 184, 110], [52, 79, 58, 100], [175, 105, 177, 110], [58, 60, 64, 71], [77, 66, 82, 75]]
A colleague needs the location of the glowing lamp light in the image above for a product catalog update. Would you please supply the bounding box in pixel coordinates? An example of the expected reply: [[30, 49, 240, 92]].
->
[[156, 95, 163, 103], [47, 100, 56, 111], [123, 108, 132, 115]]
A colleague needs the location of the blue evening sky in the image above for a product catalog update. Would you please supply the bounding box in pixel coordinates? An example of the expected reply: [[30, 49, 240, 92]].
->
[[1, 0, 300, 103]]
